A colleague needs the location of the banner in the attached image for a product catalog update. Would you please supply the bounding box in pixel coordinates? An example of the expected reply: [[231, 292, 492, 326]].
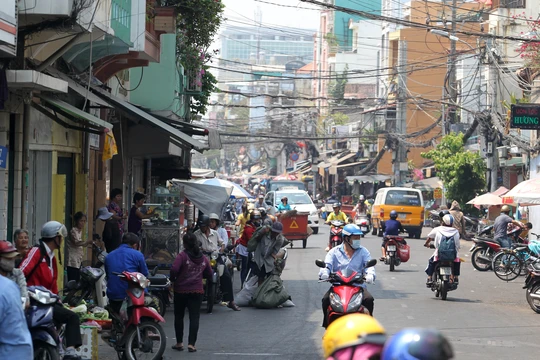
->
[[103, 132, 118, 161]]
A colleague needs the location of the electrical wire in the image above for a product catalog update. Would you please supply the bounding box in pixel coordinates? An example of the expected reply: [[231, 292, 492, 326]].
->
[[115, 68, 144, 92]]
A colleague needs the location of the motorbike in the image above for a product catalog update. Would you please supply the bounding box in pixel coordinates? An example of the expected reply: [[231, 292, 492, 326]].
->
[[384, 235, 407, 272], [491, 235, 540, 282], [26, 286, 61, 360], [147, 267, 172, 317], [524, 262, 540, 313], [470, 225, 528, 271], [327, 220, 345, 250], [354, 214, 371, 236], [429, 210, 441, 228], [426, 243, 458, 300], [103, 270, 166, 360], [315, 258, 377, 328], [63, 241, 108, 308], [203, 250, 223, 314]]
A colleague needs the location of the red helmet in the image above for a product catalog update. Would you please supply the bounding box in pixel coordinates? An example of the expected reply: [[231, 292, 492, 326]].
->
[[0, 240, 19, 258]]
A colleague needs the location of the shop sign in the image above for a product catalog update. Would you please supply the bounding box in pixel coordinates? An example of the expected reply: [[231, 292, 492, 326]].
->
[[510, 104, 540, 129], [434, 187, 442, 199], [0, 146, 7, 168]]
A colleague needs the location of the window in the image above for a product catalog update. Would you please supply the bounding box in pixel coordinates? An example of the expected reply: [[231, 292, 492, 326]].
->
[[276, 192, 312, 205], [385, 190, 422, 206], [500, 0, 525, 8]]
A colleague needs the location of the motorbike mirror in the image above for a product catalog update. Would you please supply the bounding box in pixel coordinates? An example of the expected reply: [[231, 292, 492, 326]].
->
[[366, 259, 377, 268], [315, 259, 326, 268], [151, 266, 158, 276]]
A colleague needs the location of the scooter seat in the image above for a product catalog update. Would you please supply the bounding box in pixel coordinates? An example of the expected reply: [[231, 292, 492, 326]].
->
[[148, 274, 169, 286]]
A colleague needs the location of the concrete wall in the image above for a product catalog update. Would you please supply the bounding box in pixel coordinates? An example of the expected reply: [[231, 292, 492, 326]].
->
[[334, 0, 380, 48]]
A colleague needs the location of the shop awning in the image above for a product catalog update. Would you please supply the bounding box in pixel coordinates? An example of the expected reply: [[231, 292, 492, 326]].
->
[[337, 159, 369, 168], [404, 177, 443, 191], [45, 67, 111, 108], [37, 95, 113, 130], [91, 87, 208, 152], [346, 175, 392, 184], [319, 152, 356, 169]]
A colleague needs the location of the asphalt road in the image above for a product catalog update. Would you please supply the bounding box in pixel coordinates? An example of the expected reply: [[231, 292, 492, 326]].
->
[[99, 224, 540, 359]]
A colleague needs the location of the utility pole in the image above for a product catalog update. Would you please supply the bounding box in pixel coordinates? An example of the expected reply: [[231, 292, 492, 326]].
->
[[448, 0, 458, 132], [486, 38, 499, 192], [394, 40, 408, 185]]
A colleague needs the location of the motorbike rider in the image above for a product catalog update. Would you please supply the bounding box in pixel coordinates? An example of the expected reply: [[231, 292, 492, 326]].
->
[[195, 215, 241, 311], [381, 328, 454, 360], [353, 195, 370, 217], [258, 207, 274, 227], [494, 205, 524, 248], [380, 210, 405, 262], [319, 224, 375, 328], [209, 213, 229, 248], [255, 194, 265, 209], [423, 214, 461, 286], [105, 232, 149, 314], [0, 241, 28, 309], [20, 221, 83, 359], [322, 313, 386, 360], [326, 203, 349, 224]]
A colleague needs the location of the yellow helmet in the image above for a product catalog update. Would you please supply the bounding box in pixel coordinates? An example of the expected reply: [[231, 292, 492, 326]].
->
[[322, 314, 386, 358], [501, 205, 511, 213]]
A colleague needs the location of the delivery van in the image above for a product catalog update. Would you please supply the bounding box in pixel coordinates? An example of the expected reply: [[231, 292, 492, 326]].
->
[[371, 187, 424, 239]]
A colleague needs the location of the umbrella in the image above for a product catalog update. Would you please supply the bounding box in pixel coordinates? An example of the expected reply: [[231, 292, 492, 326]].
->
[[466, 193, 503, 206], [273, 173, 298, 181], [194, 178, 252, 199], [503, 178, 540, 205], [169, 180, 233, 216]]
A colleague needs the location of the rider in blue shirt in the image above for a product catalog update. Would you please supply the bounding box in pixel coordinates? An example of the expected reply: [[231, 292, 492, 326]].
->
[[105, 233, 149, 314], [380, 210, 405, 261], [319, 224, 376, 328]]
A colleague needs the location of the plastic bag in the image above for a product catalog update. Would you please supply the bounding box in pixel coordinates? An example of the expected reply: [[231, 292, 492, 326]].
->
[[236, 276, 258, 307], [282, 299, 295, 307], [81, 320, 102, 331], [252, 274, 290, 309], [398, 244, 410, 263]]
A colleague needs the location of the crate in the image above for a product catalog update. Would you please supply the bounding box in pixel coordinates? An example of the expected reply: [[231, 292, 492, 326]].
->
[[75, 326, 99, 360]]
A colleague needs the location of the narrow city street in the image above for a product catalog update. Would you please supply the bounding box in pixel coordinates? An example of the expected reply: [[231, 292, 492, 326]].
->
[[100, 225, 540, 360]]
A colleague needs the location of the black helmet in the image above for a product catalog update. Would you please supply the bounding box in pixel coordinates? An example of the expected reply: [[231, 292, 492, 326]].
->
[[390, 210, 398, 219], [198, 215, 210, 227], [439, 209, 451, 219]]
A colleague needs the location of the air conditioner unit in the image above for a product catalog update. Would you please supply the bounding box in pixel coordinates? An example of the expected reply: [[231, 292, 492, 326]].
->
[[496, 146, 509, 158]]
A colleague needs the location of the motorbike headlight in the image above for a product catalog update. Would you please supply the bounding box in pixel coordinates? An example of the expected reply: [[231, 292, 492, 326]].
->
[[211, 251, 219, 260], [135, 273, 150, 289], [347, 292, 364, 313], [329, 292, 344, 313]]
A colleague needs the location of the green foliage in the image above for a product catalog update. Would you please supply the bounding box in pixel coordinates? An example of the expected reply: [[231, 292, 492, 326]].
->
[[329, 66, 348, 102], [421, 133, 486, 206], [161, 0, 225, 115], [324, 33, 339, 47], [329, 112, 349, 125]]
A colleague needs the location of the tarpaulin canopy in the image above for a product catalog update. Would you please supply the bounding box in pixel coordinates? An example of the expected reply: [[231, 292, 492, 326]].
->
[[170, 180, 233, 215], [503, 178, 540, 205], [191, 168, 215, 179], [194, 178, 252, 198], [466, 193, 503, 206]]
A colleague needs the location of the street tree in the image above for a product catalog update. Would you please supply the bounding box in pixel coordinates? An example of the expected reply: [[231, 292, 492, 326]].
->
[[421, 133, 486, 206]]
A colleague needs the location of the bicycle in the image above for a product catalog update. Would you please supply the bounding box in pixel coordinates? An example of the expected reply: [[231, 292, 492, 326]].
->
[[492, 233, 540, 282]]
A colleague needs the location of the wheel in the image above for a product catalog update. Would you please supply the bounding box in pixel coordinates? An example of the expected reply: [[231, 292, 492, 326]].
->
[[155, 294, 166, 317], [303, 238, 307, 248], [389, 256, 395, 272], [441, 282, 448, 300], [471, 247, 492, 271], [526, 284, 540, 314], [414, 230, 421, 239], [124, 320, 166, 360], [377, 228, 383, 237], [492, 251, 522, 282], [206, 283, 216, 313], [372, 226, 377, 236], [34, 341, 60, 360], [312, 227, 319, 234]]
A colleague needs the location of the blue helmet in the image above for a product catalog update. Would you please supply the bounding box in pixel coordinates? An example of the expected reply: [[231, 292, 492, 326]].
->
[[390, 210, 398, 219], [381, 328, 454, 360], [342, 224, 362, 238]]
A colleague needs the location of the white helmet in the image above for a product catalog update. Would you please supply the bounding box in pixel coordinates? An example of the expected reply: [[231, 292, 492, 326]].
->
[[359, 195, 365, 201], [208, 213, 220, 221], [442, 214, 454, 227], [41, 221, 68, 240]]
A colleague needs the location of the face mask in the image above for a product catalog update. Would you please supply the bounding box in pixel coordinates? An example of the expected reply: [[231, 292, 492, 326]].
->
[[0, 257, 15, 272], [350, 240, 362, 249]]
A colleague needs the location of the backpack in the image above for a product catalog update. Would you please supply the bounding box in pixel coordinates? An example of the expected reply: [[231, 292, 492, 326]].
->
[[438, 233, 457, 261]]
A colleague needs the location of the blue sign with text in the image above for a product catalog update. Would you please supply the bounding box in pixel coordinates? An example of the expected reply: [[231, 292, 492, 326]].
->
[[0, 146, 7, 169]]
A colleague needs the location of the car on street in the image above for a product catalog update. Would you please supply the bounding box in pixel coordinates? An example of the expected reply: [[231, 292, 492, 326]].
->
[[264, 189, 319, 234]]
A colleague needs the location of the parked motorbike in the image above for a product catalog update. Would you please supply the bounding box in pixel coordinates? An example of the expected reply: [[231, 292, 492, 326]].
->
[[429, 210, 441, 228], [63, 241, 108, 307], [26, 286, 61, 360], [327, 220, 345, 251], [354, 214, 371, 236], [147, 267, 172, 317], [384, 235, 408, 272], [315, 258, 377, 327], [103, 271, 166, 360], [524, 262, 540, 313], [426, 243, 458, 300]]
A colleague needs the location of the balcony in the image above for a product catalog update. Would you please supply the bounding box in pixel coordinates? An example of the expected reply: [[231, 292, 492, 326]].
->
[[17, 0, 74, 21]]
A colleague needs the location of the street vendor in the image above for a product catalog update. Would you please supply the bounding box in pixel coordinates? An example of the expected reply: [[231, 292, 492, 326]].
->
[[128, 192, 155, 236], [252, 222, 286, 285]]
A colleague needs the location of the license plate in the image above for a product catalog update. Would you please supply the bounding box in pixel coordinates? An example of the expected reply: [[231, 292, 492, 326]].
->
[[387, 245, 397, 251], [440, 267, 452, 275], [398, 214, 406, 219], [361, 227, 368, 232]]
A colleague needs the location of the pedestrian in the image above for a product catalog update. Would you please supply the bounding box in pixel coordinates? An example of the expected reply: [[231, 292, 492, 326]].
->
[[97, 207, 121, 253], [235, 202, 250, 238], [449, 200, 467, 239], [0, 274, 33, 358], [0, 240, 29, 309], [238, 211, 260, 287], [128, 192, 154, 236], [13, 229, 30, 267], [170, 233, 212, 353], [67, 212, 92, 282], [108, 188, 127, 236], [253, 222, 286, 285]]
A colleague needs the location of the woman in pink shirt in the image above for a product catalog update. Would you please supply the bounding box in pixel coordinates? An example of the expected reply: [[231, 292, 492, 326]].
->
[[170, 233, 212, 352]]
